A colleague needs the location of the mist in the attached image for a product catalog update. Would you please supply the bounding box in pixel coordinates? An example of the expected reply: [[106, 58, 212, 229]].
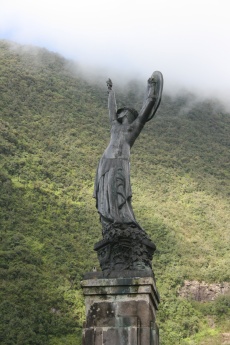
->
[[1, 0, 230, 109]]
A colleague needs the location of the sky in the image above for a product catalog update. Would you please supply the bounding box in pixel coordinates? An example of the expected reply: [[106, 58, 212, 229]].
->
[[0, 0, 230, 105]]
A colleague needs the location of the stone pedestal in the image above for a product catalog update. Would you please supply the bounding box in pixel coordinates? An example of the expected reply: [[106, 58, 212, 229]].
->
[[81, 274, 160, 345]]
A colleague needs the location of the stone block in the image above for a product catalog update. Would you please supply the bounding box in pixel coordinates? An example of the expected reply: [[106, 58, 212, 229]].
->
[[81, 275, 160, 345]]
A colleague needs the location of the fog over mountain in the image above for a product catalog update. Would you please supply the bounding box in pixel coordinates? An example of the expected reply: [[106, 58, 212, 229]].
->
[[1, 0, 230, 108]]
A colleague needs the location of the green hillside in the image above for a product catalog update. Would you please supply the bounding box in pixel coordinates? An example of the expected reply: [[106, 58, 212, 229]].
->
[[0, 40, 229, 345]]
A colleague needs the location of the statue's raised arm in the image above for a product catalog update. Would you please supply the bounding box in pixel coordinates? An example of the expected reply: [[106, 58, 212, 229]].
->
[[106, 78, 117, 123], [138, 71, 163, 124]]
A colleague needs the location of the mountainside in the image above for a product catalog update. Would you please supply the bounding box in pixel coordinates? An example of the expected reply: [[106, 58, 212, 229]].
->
[[0, 40, 230, 345]]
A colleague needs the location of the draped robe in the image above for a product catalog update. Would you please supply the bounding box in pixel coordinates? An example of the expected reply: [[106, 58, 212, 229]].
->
[[93, 156, 139, 229]]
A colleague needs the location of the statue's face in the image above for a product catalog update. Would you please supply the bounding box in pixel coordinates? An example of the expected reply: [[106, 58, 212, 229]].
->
[[120, 110, 135, 124]]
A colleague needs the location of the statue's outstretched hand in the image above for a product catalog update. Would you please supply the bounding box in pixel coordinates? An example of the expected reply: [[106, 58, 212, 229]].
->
[[106, 78, 113, 90], [147, 75, 157, 98], [148, 76, 156, 85]]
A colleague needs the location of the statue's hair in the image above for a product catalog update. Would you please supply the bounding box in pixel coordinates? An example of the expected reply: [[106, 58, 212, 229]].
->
[[117, 107, 138, 122]]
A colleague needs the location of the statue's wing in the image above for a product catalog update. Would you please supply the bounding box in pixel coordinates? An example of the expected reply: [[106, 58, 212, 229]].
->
[[146, 71, 164, 122]]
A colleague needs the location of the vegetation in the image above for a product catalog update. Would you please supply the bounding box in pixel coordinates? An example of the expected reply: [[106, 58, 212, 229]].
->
[[0, 40, 229, 344]]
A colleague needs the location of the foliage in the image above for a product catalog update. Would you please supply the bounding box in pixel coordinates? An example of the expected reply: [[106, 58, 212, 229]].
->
[[0, 39, 230, 344]]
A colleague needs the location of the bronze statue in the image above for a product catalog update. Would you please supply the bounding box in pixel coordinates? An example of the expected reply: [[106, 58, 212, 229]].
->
[[94, 72, 163, 233], [94, 71, 163, 272]]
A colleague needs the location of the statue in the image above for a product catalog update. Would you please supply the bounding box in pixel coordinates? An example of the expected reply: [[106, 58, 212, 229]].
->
[[94, 71, 163, 274]]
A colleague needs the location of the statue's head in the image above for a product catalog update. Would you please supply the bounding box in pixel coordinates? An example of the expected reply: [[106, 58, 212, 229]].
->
[[117, 107, 138, 124]]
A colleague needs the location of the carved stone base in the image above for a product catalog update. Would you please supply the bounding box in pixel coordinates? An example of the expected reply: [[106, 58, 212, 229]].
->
[[94, 224, 156, 273], [81, 276, 160, 345]]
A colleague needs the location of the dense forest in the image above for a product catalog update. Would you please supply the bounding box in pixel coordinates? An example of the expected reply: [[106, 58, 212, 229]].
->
[[0, 40, 229, 345]]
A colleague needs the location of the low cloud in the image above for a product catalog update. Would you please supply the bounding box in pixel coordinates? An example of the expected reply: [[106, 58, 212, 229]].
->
[[1, 0, 230, 108]]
